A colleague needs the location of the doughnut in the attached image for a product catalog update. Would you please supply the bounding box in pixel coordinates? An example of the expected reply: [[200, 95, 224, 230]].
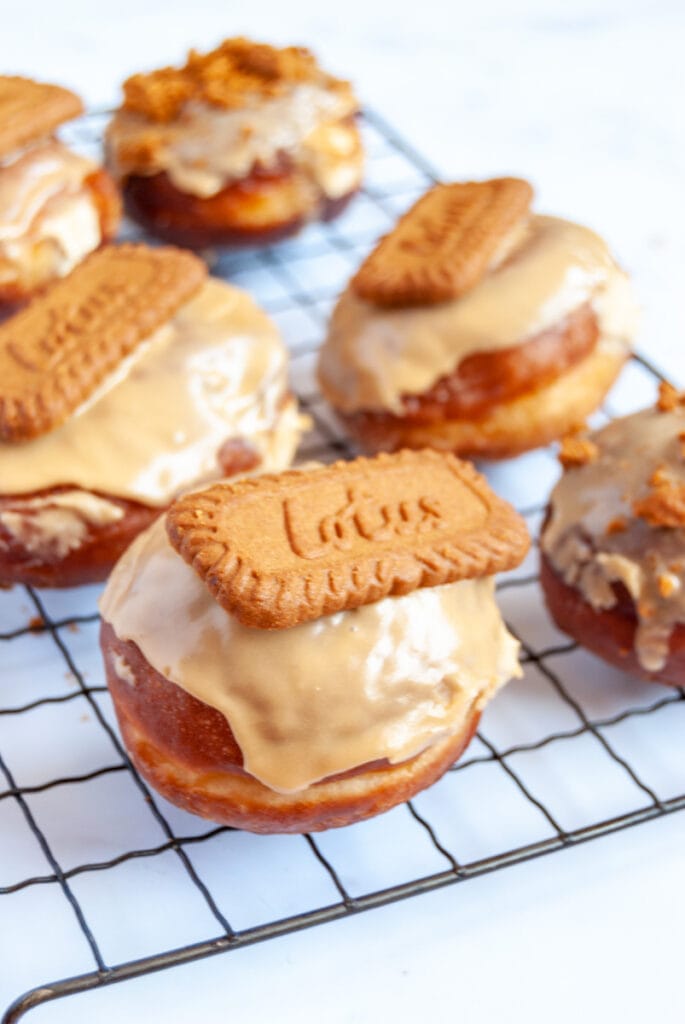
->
[[106, 38, 363, 247], [101, 620, 482, 833], [318, 179, 638, 460], [540, 385, 685, 686], [99, 451, 529, 832], [0, 245, 306, 587]]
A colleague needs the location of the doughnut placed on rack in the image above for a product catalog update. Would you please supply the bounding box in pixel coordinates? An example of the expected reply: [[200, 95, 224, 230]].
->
[[0, 76, 120, 309], [0, 243, 307, 588], [317, 178, 639, 460], [105, 38, 364, 247], [99, 450, 530, 833], [540, 385, 685, 686]]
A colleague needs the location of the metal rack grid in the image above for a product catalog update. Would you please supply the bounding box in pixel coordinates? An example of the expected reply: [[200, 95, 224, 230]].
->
[[2, 109, 684, 1023]]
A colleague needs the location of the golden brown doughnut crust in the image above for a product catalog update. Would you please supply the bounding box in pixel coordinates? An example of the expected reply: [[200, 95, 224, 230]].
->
[[0, 166, 122, 309], [540, 552, 685, 687], [101, 620, 481, 833], [0, 438, 261, 588], [339, 331, 627, 461], [122, 168, 357, 248]]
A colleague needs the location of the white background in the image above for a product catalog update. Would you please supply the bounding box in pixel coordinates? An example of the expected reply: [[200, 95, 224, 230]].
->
[[2, 1, 685, 1021]]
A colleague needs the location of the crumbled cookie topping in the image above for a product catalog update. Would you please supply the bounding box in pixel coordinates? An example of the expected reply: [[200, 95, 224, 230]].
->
[[634, 478, 685, 528], [558, 435, 599, 469], [122, 38, 346, 122]]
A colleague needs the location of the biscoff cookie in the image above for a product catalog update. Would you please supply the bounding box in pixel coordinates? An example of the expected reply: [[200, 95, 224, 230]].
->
[[318, 178, 638, 460], [0, 76, 120, 308], [106, 38, 364, 247], [541, 385, 685, 687], [167, 449, 529, 628], [352, 179, 533, 307], [100, 451, 529, 832], [0, 243, 307, 587], [0, 244, 204, 441]]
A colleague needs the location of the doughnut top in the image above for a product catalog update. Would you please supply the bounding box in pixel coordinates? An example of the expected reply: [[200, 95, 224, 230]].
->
[[542, 386, 685, 672], [0, 76, 83, 159], [121, 38, 349, 122], [107, 39, 360, 200], [165, 450, 530, 629]]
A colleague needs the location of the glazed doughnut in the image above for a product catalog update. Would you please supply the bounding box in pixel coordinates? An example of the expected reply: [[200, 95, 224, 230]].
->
[[99, 451, 529, 832], [318, 179, 638, 460], [101, 621, 481, 833], [106, 38, 363, 247], [0, 77, 121, 308], [540, 386, 685, 686], [0, 245, 306, 588]]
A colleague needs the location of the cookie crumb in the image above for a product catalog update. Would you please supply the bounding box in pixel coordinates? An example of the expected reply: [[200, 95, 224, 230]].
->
[[558, 436, 599, 469], [634, 481, 685, 528], [650, 464, 670, 487], [122, 38, 345, 123], [658, 572, 680, 598], [656, 381, 684, 413]]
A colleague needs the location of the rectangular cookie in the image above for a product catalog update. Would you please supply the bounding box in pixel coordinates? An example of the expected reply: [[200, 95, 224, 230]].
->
[[0, 244, 207, 442], [166, 449, 530, 629], [352, 178, 533, 307], [0, 76, 84, 158]]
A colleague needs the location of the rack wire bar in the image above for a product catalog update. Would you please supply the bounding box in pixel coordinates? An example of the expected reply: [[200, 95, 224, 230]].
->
[[1, 108, 683, 1023]]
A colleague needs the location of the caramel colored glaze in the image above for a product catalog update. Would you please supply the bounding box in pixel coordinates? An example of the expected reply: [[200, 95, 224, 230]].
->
[[381, 304, 597, 424], [122, 168, 357, 247], [540, 552, 685, 688], [101, 620, 480, 832], [0, 165, 121, 308], [337, 338, 627, 461], [0, 439, 262, 588]]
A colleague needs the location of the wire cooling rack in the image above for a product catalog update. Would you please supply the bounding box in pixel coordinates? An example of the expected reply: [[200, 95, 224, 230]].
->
[[1, 109, 684, 1023]]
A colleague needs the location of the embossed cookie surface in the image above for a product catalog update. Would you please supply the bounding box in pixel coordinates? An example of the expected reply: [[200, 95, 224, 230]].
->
[[166, 450, 530, 629], [352, 178, 533, 308], [0, 244, 206, 442], [0, 76, 83, 158]]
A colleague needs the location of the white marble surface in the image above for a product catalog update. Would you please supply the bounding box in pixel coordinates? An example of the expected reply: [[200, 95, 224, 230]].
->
[[2, 2, 685, 1022]]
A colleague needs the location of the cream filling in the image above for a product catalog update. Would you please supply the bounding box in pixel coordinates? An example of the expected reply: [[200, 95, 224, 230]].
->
[[100, 516, 521, 793], [318, 215, 639, 414], [542, 407, 685, 672], [0, 140, 101, 278], [106, 84, 360, 199], [0, 193, 102, 285], [0, 491, 124, 559], [0, 278, 303, 505]]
